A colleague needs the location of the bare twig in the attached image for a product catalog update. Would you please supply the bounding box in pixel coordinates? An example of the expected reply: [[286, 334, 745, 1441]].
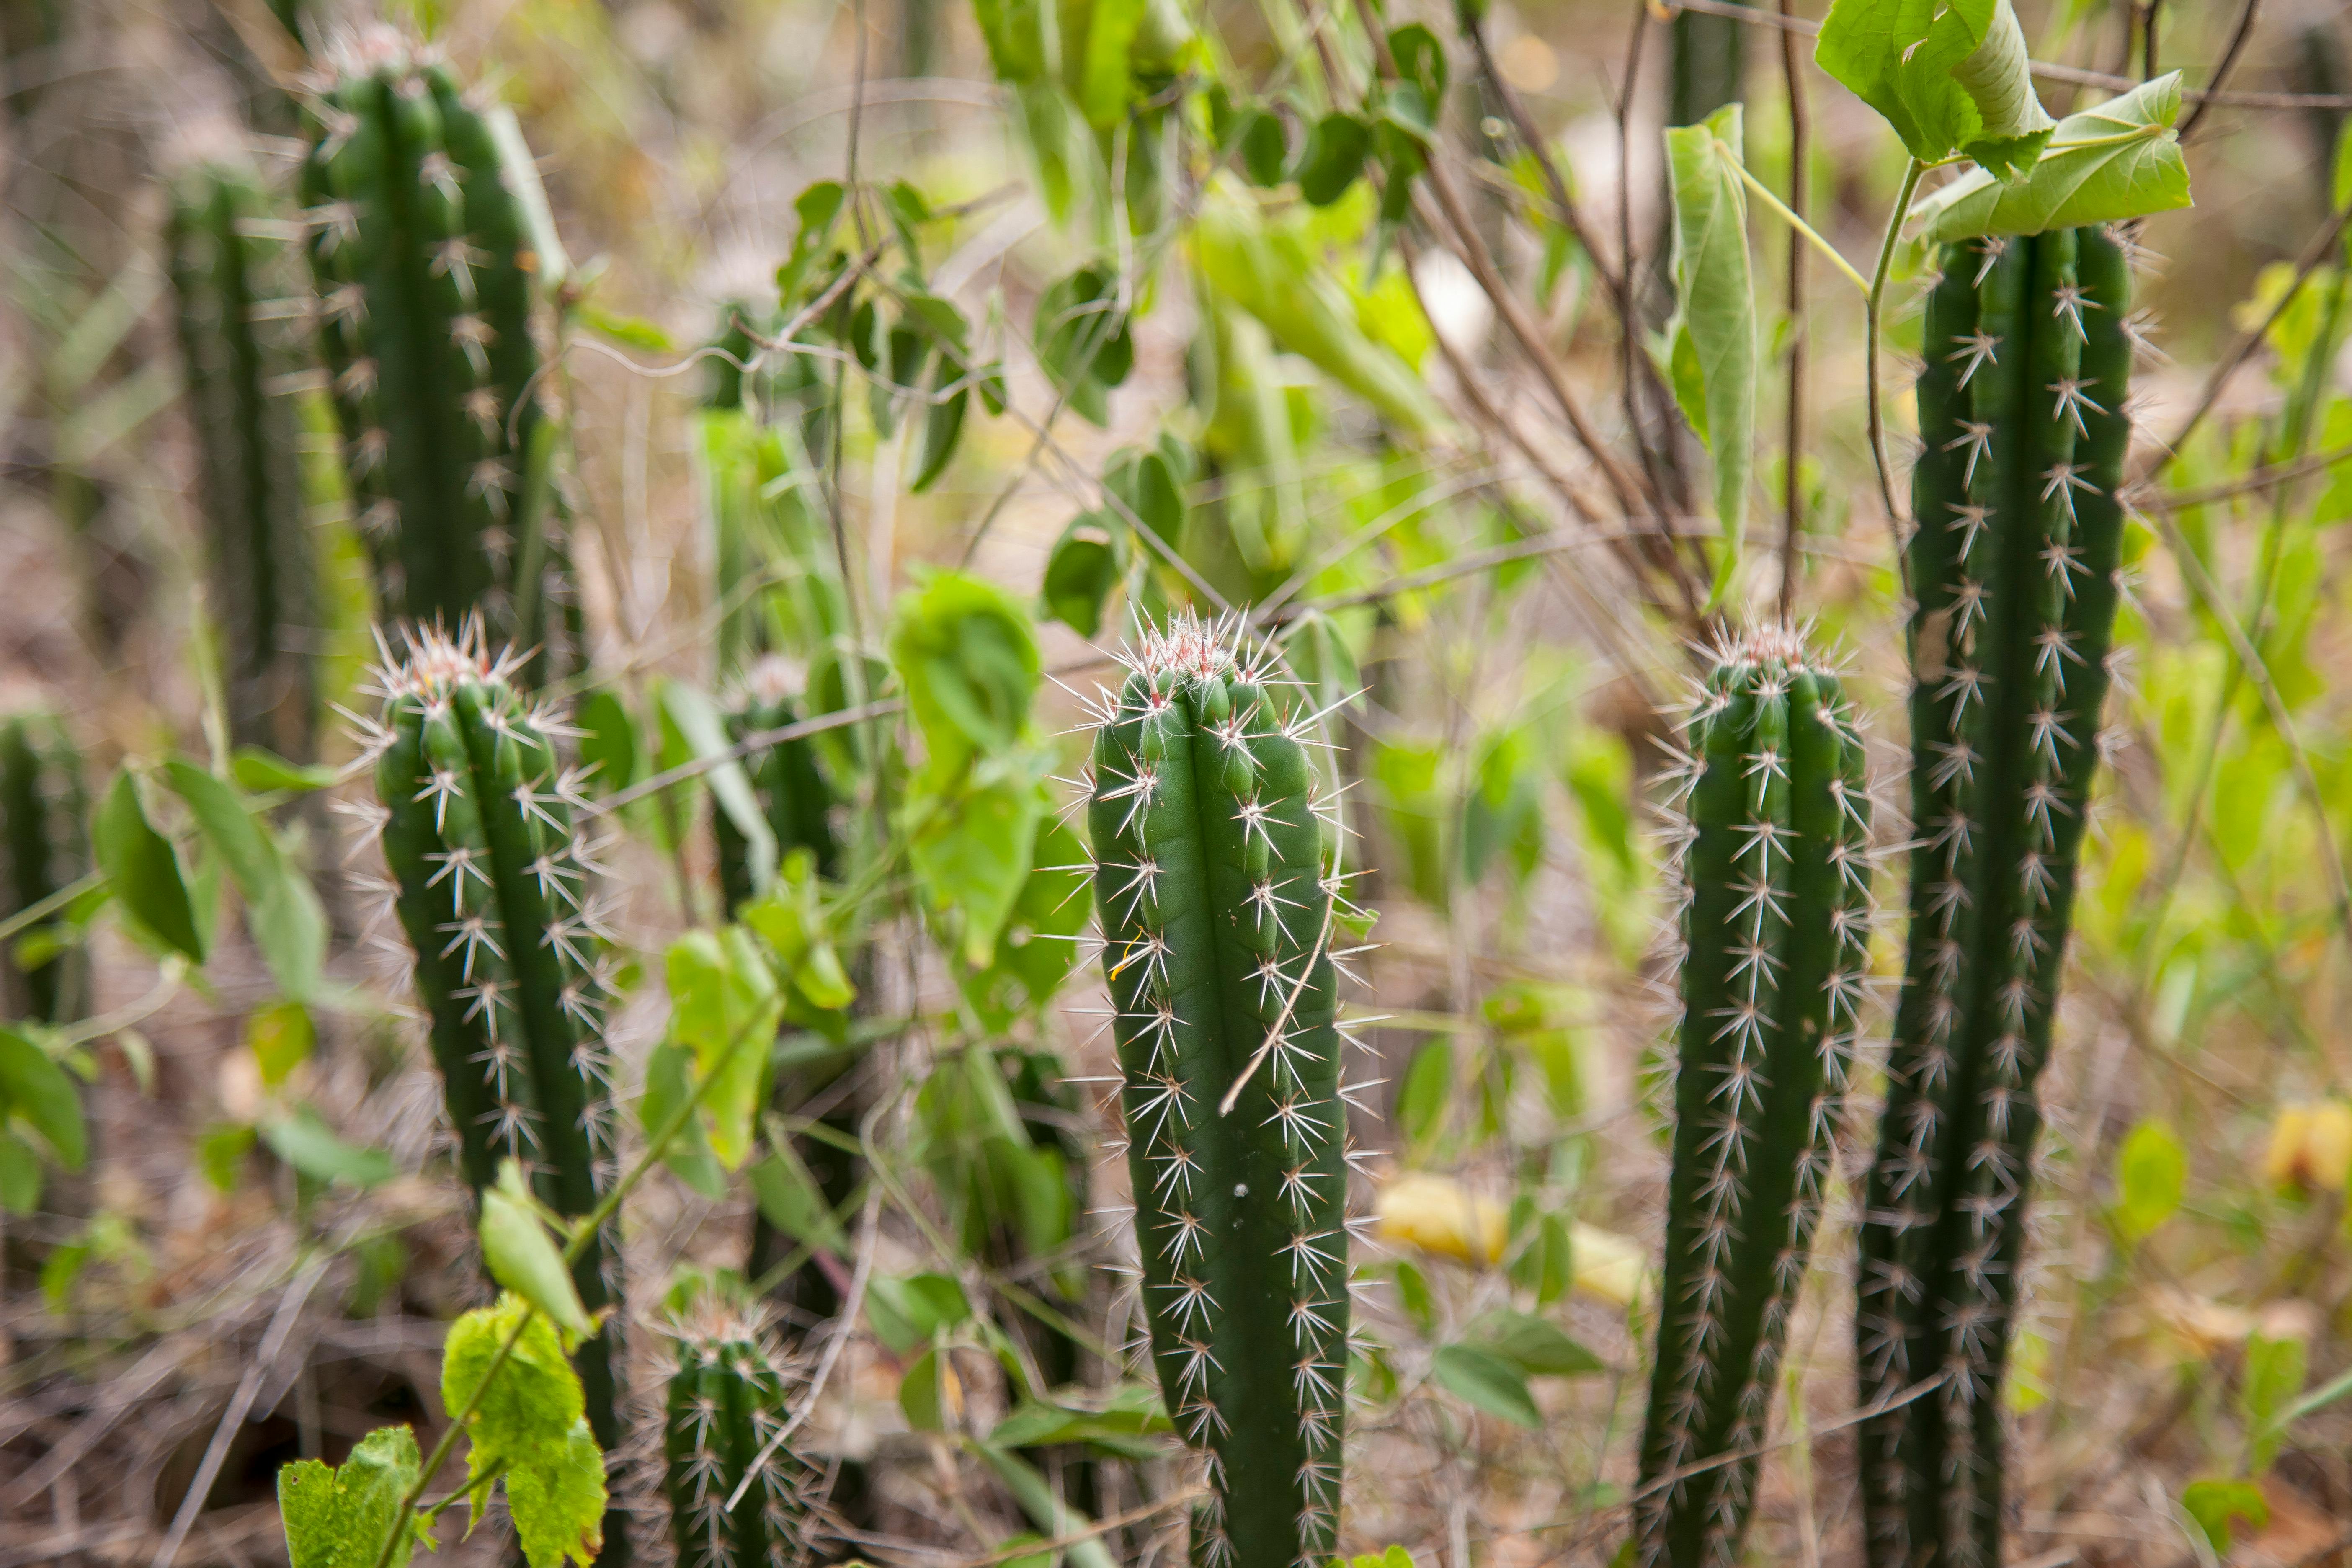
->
[[2175, 0, 2263, 141], [1777, 0, 1812, 618]]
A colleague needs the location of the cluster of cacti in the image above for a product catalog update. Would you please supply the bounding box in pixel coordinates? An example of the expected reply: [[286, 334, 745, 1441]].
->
[[166, 162, 315, 757], [1085, 613, 1353, 1568], [0, 708, 88, 1024], [1857, 226, 2133, 1568], [356, 623, 627, 1558], [660, 1299, 813, 1568], [1633, 627, 1872, 1568], [300, 33, 568, 673]]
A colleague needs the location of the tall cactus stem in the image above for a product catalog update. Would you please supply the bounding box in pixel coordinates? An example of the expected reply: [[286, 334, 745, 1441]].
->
[[660, 1300, 812, 1568], [0, 709, 89, 1024], [1858, 227, 2133, 1568], [1632, 626, 1872, 1568]]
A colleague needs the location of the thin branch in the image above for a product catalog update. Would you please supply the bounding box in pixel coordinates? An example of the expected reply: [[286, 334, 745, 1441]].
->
[[2175, 0, 2263, 141], [2135, 440, 2352, 511]]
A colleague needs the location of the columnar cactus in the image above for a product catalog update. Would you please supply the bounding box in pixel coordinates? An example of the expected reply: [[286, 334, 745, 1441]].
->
[[300, 33, 566, 670], [1085, 614, 1351, 1568], [1857, 227, 2133, 1568], [717, 659, 840, 918], [660, 1301, 812, 1568], [0, 708, 88, 1024], [166, 162, 314, 757], [358, 624, 626, 1560], [1633, 627, 1872, 1568]]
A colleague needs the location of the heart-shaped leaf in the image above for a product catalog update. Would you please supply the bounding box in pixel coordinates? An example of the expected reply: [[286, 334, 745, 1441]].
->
[[1910, 73, 2192, 241], [1815, 0, 2054, 175]]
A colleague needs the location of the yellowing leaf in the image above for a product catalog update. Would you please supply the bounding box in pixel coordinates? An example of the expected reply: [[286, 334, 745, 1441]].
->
[[665, 926, 782, 1170], [2261, 1101, 2352, 1194], [278, 1425, 421, 1568], [1376, 1171, 1506, 1266], [442, 1296, 606, 1568]]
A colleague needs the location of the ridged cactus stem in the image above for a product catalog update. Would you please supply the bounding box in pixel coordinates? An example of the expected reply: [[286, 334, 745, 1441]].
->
[[1634, 627, 1872, 1568], [0, 710, 89, 1024], [1086, 614, 1352, 1568], [361, 625, 627, 1564], [302, 32, 563, 671], [166, 163, 314, 757], [1858, 227, 2133, 1568], [662, 1302, 811, 1568]]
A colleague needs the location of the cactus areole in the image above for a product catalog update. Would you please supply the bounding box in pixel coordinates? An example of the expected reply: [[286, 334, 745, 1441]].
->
[[1086, 614, 1352, 1568], [1634, 626, 1873, 1568], [1858, 227, 2134, 1568]]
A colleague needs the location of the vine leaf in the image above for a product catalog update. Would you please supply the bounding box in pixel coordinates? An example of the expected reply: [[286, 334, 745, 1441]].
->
[[665, 926, 782, 1170], [1662, 105, 1758, 610], [163, 760, 326, 1001], [1911, 73, 2192, 241], [279, 1425, 421, 1568], [442, 1295, 607, 1568], [657, 680, 776, 899], [1815, 0, 2054, 176], [0, 1027, 85, 1172], [480, 1161, 596, 1336], [1431, 1342, 1543, 1428], [91, 770, 204, 963]]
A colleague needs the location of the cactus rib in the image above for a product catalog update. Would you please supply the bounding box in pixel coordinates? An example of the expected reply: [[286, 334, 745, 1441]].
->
[[661, 1301, 812, 1568], [0, 709, 89, 1024], [1087, 614, 1350, 1568], [1859, 227, 2133, 1568], [364, 623, 627, 1563], [1633, 626, 1872, 1568]]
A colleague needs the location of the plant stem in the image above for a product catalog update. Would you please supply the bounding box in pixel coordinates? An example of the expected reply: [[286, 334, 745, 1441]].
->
[[1776, 0, 1810, 622], [1865, 157, 1924, 539], [0, 869, 104, 946], [1726, 157, 1867, 296]]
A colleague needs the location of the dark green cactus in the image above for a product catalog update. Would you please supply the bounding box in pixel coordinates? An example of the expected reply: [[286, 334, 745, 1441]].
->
[[1668, 3, 1747, 129], [1633, 627, 1872, 1568], [661, 1301, 812, 1568], [0, 708, 89, 1024], [360, 624, 627, 1563], [717, 662, 841, 918], [1858, 227, 2134, 1568], [166, 162, 315, 757], [301, 33, 568, 673], [1086, 614, 1353, 1568]]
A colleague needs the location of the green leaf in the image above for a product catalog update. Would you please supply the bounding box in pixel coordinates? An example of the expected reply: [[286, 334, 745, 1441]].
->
[[1431, 1342, 1542, 1427], [0, 1130, 41, 1212], [1505, 1208, 1574, 1305], [1034, 263, 1134, 424], [480, 1161, 596, 1338], [278, 1425, 422, 1568], [1662, 105, 1758, 611], [1462, 1309, 1602, 1377], [2243, 1332, 2309, 1473], [968, 1441, 1120, 1568], [900, 1344, 953, 1431], [777, 181, 846, 303], [750, 1137, 850, 1252], [232, 747, 336, 794], [1295, 113, 1371, 206], [198, 1121, 255, 1194], [1238, 108, 1292, 186], [2109, 1116, 2186, 1243], [0, 1026, 85, 1169], [1911, 73, 2193, 241], [259, 1109, 395, 1190], [958, 814, 1090, 1026], [889, 570, 1042, 768], [909, 763, 1045, 968], [163, 760, 326, 1000], [641, 1042, 727, 1199], [575, 301, 675, 351], [247, 998, 314, 1088], [912, 370, 969, 493], [2182, 1477, 2268, 1555], [988, 1384, 1173, 1460], [1814, 0, 2055, 175], [866, 1271, 971, 1356], [573, 690, 639, 794], [444, 1297, 606, 1568], [1071, 0, 1148, 126], [92, 770, 203, 962], [1387, 24, 1449, 118], [739, 852, 857, 1010], [665, 926, 784, 1170], [658, 680, 776, 898], [1042, 513, 1125, 637], [1397, 1042, 1452, 1148]]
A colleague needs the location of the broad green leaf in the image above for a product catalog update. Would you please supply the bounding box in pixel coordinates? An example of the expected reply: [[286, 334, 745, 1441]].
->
[[975, 0, 1046, 80], [750, 1136, 850, 1253], [0, 1026, 85, 1168], [2182, 1477, 2268, 1555], [912, 367, 968, 493], [1463, 1309, 1602, 1377], [247, 998, 314, 1088], [198, 1121, 255, 1193], [889, 570, 1042, 769], [1295, 113, 1370, 206], [1192, 184, 1449, 434], [259, 1109, 395, 1191], [231, 746, 335, 794], [480, 1161, 596, 1338], [1238, 108, 1291, 186], [1396, 1041, 1452, 1148], [2242, 1332, 2308, 1473], [658, 680, 776, 898], [573, 690, 639, 794], [959, 814, 1090, 1026], [1504, 1208, 1574, 1305], [0, 1130, 39, 1212], [163, 761, 325, 1000], [988, 1384, 1172, 1460], [739, 851, 856, 1010], [867, 1271, 971, 1356], [2109, 1117, 2185, 1243], [1814, 0, 2054, 175], [777, 181, 846, 303], [910, 763, 1046, 968], [1042, 514, 1124, 637], [900, 1344, 955, 1431], [92, 770, 203, 962], [1034, 263, 1134, 424], [641, 1042, 727, 1199], [1387, 25, 1449, 117], [278, 1425, 421, 1568], [665, 926, 783, 1170], [1662, 105, 1757, 611], [1071, 0, 1148, 126], [1015, 83, 1097, 227], [1431, 1342, 1542, 1428], [442, 1295, 607, 1568], [1911, 73, 2192, 241]]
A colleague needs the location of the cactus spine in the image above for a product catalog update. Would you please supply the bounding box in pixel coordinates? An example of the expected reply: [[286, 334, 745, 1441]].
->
[[1634, 628, 1872, 1568], [361, 625, 626, 1562], [0, 709, 89, 1024], [1086, 614, 1352, 1568], [301, 34, 565, 671], [661, 1302, 812, 1568], [1857, 227, 2133, 1568], [166, 163, 315, 757]]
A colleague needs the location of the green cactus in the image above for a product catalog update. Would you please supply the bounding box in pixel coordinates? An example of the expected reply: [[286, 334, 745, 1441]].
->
[[1632, 627, 1872, 1568], [1668, 3, 1747, 130], [300, 33, 570, 675], [1857, 227, 2134, 1568], [717, 662, 841, 918], [0, 709, 89, 1024], [166, 162, 315, 757], [1085, 614, 1354, 1568], [661, 1300, 813, 1568], [360, 624, 627, 1563]]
